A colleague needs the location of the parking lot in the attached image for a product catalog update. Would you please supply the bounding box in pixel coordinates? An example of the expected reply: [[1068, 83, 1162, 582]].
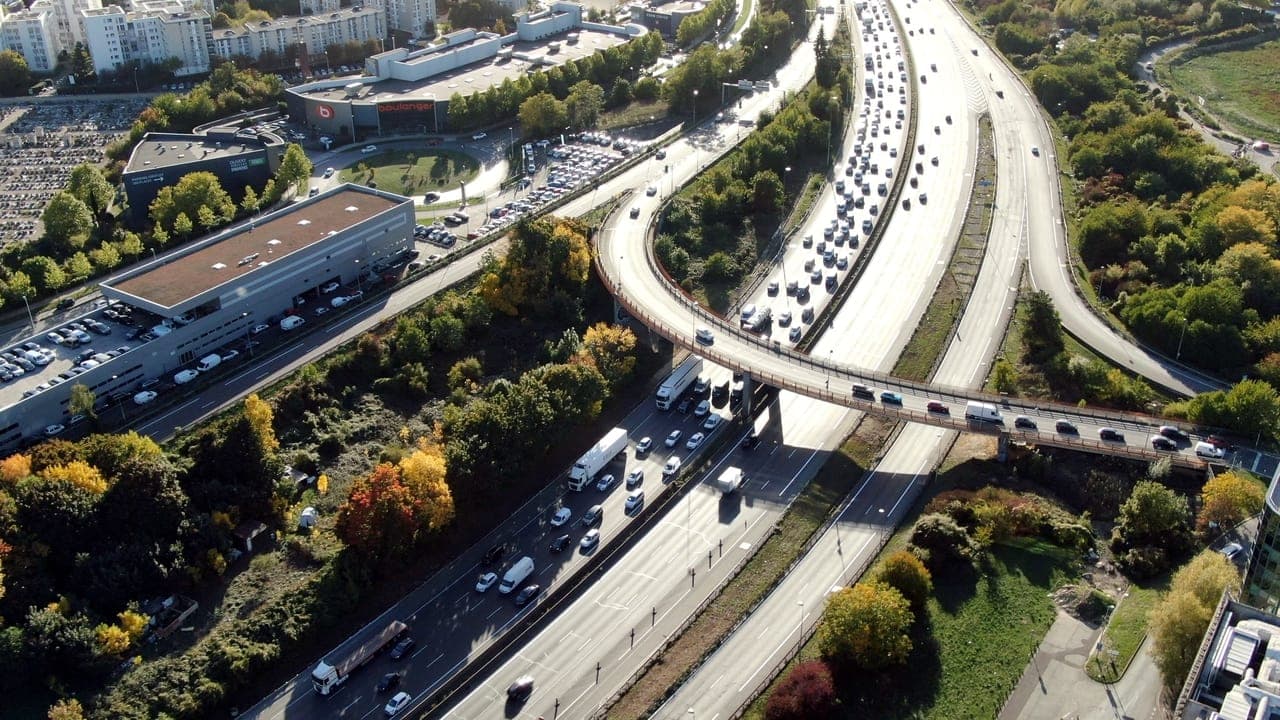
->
[[0, 99, 149, 247]]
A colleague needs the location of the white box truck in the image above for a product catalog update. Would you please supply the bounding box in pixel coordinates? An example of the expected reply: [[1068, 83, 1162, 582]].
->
[[311, 619, 408, 695], [498, 556, 535, 594], [655, 355, 703, 410], [568, 427, 628, 491], [716, 467, 744, 494], [964, 401, 1003, 424]]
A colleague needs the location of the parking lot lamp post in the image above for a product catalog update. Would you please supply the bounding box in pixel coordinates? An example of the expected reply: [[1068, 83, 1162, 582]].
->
[[21, 293, 34, 331], [691, 89, 699, 169]]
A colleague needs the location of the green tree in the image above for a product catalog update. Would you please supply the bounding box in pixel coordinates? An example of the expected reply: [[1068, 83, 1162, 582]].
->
[[1024, 290, 1065, 362], [23, 607, 103, 686], [172, 212, 193, 238], [240, 184, 259, 214], [1180, 379, 1280, 439], [68, 383, 96, 420], [88, 243, 121, 272], [565, 80, 605, 129], [993, 358, 1019, 393], [69, 42, 94, 84], [148, 171, 235, 231], [41, 191, 95, 252], [196, 204, 218, 232], [66, 164, 113, 218], [819, 581, 914, 670], [517, 92, 568, 138], [448, 356, 484, 393], [64, 252, 93, 282], [0, 50, 31, 96], [21, 256, 67, 293], [751, 170, 785, 213], [275, 143, 313, 195]]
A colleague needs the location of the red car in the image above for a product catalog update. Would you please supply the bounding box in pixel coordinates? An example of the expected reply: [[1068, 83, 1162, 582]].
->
[[926, 401, 949, 415]]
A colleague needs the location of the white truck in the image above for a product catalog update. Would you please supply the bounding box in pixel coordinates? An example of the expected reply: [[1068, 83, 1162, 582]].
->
[[964, 401, 1003, 424], [655, 355, 704, 410], [498, 556, 535, 594], [716, 467, 744, 494], [311, 619, 408, 695], [568, 427, 628, 491]]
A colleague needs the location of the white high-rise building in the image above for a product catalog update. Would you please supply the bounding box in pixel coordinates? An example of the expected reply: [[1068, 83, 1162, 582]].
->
[[0, 2, 61, 72], [210, 4, 385, 62], [383, 0, 434, 37], [298, 0, 340, 15], [80, 0, 211, 76]]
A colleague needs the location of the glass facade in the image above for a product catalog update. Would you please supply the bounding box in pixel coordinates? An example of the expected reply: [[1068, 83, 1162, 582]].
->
[[1245, 493, 1280, 614]]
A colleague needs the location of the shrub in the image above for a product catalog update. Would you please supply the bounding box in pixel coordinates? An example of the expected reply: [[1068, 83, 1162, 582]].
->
[[765, 660, 837, 720]]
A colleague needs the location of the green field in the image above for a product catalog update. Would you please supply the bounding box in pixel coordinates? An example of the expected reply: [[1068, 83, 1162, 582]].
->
[[338, 149, 479, 196], [1087, 579, 1166, 683], [1165, 39, 1280, 141]]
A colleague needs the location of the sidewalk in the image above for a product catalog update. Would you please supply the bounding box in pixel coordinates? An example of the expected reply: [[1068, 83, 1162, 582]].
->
[[1000, 610, 1165, 720]]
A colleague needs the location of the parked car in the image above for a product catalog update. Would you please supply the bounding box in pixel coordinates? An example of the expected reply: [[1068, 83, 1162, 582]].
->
[[133, 390, 158, 405]]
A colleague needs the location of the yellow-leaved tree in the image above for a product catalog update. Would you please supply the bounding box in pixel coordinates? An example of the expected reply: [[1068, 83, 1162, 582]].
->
[[0, 453, 31, 483], [1197, 471, 1264, 535], [243, 393, 279, 452], [95, 623, 132, 656], [398, 439, 455, 531], [41, 461, 107, 494], [579, 322, 638, 388], [1149, 551, 1241, 689]]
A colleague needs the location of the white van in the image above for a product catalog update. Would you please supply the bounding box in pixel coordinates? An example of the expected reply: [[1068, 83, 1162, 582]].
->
[[280, 315, 306, 331], [197, 353, 221, 372], [1195, 441, 1225, 459], [498, 556, 535, 594]]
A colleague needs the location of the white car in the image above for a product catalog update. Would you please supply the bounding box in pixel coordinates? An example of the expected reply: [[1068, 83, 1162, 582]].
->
[[550, 507, 572, 527], [635, 436, 653, 454], [663, 456, 682, 478], [685, 432, 705, 450], [384, 691, 411, 716], [133, 390, 158, 405], [694, 400, 710, 417], [596, 473, 617, 492], [320, 281, 340, 294], [625, 489, 644, 513], [43, 424, 65, 437], [475, 572, 498, 592], [174, 368, 199, 384], [361, 144, 378, 154], [323, 167, 335, 178], [664, 430, 682, 448], [250, 323, 270, 335], [472, 132, 487, 140], [702, 414, 722, 431]]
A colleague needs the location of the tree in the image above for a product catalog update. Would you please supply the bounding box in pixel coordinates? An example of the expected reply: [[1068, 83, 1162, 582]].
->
[[149, 171, 236, 231], [1150, 551, 1241, 689], [874, 550, 933, 612], [41, 461, 107, 494], [68, 383, 96, 421], [88, 243, 121, 273], [64, 252, 93, 283], [196, 204, 218, 232], [172, 212, 193, 238], [1181, 379, 1280, 440], [241, 184, 259, 214], [23, 606, 102, 683], [565, 81, 605, 129], [751, 170, 785, 213], [47, 698, 86, 720], [1197, 471, 1264, 534], [518, 92, 568, 138], [335, 463, 423, 564], [41, 192, 95, 252], [0, 50, 31, 96], [818, 581, 914, 670], [765, 660, 837, 720], [992, 358, 1019, 393], [242, 394, 279, 452], [1113, 480, 1191, 548], [275, 143, 313, 195], [397, 440, 455, 531], [579, 322, 637, 388], [69, 42, 94, 84], [21, 256, 66, 294], [67, 164, 113, 219], [1024, 290, 1065, 362], [0, 453, 31, 483]]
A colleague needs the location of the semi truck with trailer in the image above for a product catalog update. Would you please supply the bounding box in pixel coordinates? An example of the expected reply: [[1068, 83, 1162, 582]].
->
[[311, 619, 408, 695], [655, 355, 704, 411], [964, 401, 1003, 424], [716, 467, 744, 494], [568, 427, 628, 491]]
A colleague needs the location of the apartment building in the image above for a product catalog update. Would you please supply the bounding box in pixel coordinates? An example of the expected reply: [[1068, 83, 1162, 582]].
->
[[383, 0, 435, 37], [210, 4, 385, 63], [0, 2, 60, 71], [80, 0, 211, 76]]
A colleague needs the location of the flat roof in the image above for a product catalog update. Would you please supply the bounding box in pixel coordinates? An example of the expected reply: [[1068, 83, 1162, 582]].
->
[[299, 29, 627, 104], [106, 186, 403, 309], [126, 134, 265, 173]]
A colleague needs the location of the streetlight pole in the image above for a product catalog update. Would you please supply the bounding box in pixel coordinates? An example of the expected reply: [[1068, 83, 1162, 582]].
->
[[21, 294, 34, 331], [691, 89, 699, 170], [796, 601, 805, 653], [1177, 316, 1188, 360]]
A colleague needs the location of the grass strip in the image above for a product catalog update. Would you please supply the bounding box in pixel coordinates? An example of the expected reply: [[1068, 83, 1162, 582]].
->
[[602, 420, 887, 719], [1086, 580, 1166, 683]]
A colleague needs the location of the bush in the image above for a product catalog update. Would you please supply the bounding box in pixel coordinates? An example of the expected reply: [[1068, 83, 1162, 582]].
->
[[1119, 545, 1171, 579], [908, 513, 974, 576], [765, 660, 837, 720]]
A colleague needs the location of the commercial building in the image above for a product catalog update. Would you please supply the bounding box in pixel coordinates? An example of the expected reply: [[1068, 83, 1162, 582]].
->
[[1244, 471, 1280, 614], [80, 0, 212, 77], [121, 123, 285, 226], [284, 1, 644, 140], [0, 184, 414, 450], [0, 2, 60, 71], [209, 5, 386, 64], [1176, 594, 1280, 719], [625, 0, 705, 37]]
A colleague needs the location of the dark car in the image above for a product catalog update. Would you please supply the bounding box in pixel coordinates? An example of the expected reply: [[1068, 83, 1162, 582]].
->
[[851, 383, 875, 400], [549, 534, 571, 552], [513, 584, 541, 607], [741, 433, 760, 450], [55, 297, 75, 311], [1098, 427, 1125, 443], [389, 637, 416, 661], [1014, 416, 1037, 430], [677, 397, 693, 414], [1207, 434, 1235, 450], [1151, 436, 1177, 451], [712, 382, 730, 402], [1055, 420, 1078, 435], [482, 543, 508, 567], [926, 401, 949, 415], [377, 672, 402, 693], [1158, 425, 1189, 443], [581, 504, 603, 527], [507, 675, 535, 702]]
